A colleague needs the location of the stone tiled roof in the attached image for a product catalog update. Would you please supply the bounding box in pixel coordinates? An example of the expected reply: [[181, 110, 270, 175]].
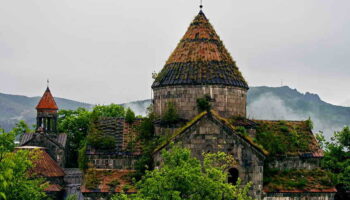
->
[[152, 11, 248, 89], [36, 87, 58, 110], [19, 132, 67, 149], [81, 169, 136, 193]]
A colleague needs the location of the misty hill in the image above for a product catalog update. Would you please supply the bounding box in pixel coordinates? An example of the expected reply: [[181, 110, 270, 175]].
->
[[0, 92, 92, 131], [1, 86, 349, 138]]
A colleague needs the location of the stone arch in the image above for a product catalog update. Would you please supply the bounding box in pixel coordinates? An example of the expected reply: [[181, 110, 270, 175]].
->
[[205, 144, 213, 153], [228, 168, 239, 185]]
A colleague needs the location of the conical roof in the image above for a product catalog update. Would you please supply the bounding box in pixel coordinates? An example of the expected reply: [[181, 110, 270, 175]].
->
[[152, 11, 248, 89], [36, 87, 58, 110]]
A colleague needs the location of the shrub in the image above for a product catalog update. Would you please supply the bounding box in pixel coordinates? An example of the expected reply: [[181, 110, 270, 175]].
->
[[125, 108, 136, 124], [196, 94, 212, 112], [161, 102, 179, 124], [78, 141, 88, 170], [108, 180, 120, 191], [87, 123, 116, 150]]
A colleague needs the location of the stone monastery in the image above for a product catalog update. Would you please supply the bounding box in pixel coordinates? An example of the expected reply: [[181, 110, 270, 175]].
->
[[19, 7, 337, 200]]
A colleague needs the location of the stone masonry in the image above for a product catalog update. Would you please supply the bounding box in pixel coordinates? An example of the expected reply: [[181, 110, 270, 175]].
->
[[153, 85, 247, 120]]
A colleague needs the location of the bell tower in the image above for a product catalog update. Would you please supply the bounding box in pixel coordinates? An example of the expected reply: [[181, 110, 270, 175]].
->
[[36, 87, 58, 133]]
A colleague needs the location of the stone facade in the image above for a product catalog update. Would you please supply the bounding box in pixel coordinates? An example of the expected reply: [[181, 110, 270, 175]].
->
[[268, 157, 321, 170], [87, 154, 139, 169], [153, 85, 247, 120], [263, 192, 335, 200], [154, 114, 266, 199]]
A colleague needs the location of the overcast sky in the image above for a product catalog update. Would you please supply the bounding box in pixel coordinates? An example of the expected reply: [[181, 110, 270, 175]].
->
[[0, 0, 349, 106]]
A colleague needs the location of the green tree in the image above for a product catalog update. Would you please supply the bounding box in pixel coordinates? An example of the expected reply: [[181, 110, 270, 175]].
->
[[317, 127, 350, 190], [0, 129, 47, 200], [125, 108, 136, 124], [91, 104, 125, 120], [58, 108, 92, 167], [11, 120, 31, 136], [112, 146, 253, 200]]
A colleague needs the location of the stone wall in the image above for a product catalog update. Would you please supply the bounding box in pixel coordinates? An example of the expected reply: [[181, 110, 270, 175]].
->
[[268, 157, 321, 170], [263, 192, 335, 200], [87, 154, 138, 169], [153, 85, 247, 120], [153, 115, 265, 199]]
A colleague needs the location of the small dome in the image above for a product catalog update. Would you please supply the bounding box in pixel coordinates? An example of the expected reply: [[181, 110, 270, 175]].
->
[[152, 11, 248, 89]]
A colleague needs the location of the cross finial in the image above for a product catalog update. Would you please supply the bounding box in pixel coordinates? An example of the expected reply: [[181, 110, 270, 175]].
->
[[47, 79, 49, 87], [200, 0, 203, 10]]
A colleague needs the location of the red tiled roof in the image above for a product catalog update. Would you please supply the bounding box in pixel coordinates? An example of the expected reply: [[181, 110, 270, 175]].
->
[[36, 87, 58, 110], [82, 169, 136, 193], [44, 184, 63, 192], [16, 146, 65, 177]]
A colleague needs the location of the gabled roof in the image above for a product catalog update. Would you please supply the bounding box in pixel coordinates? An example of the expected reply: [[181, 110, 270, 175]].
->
[[36, 87, 58, 110], [154, 110, 268, 156], [20, 132, 67, 149], [15, 146, 65, 177], [152, 11, 248, 89]]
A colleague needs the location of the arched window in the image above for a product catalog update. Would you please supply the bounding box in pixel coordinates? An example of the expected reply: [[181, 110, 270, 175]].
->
[[228, 168, 239, 185], [205, 144, 213, 153]]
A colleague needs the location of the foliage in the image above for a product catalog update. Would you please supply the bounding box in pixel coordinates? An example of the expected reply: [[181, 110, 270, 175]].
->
[[0, 129, 47, 200], [84, 168, 101, 190], [125, 108, 136, 124], [263, 168, 334, 191], [113, 146, 254, 200], [86, 122, 116, 150], [133, 110, 156, 180], [108, 179, 120, 191], [58, 108, 92, 167], [306, 117, 313, 130], [78, 140, 88, 170], [196, 94, 212, 112], [234, 126, 248, 137], [65, 194, 78, 200], [11, 120, 31, 136], [91, 104, 125, 120], [161, 102, 179, 124], [58, 105, 126, 166], [318, 127, 350, 190], [255, 120, 311, 156]]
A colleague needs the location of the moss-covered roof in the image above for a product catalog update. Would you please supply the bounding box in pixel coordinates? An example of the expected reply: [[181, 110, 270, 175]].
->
[[253, 120, 323, 157], [263, 168, 336, 193], [152, 11, 248, 89]]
